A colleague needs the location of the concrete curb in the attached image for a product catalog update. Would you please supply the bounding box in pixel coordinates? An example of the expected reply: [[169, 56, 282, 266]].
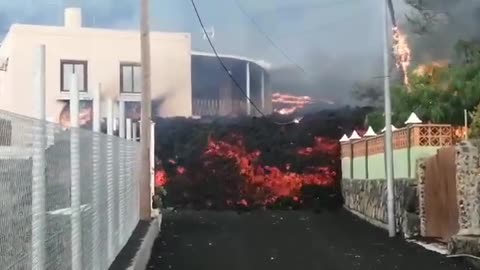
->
[[127, 215, 162, 270], [344, 206, 389, 231]]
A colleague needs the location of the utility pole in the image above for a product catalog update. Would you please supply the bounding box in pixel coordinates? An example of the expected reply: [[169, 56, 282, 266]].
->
[[140, 0, 152, 220], [383, 0, 395, 237]]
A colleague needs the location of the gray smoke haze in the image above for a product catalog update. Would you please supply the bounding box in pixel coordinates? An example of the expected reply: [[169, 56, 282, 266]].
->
[[0, 0, 425, 108], [398, 0, 480, 63], [0, 0, 388, 107], [0, 0, 140, 33], [228, 0, 386, 107]]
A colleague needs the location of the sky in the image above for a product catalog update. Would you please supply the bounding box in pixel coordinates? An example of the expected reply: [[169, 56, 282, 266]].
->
[[0, 0, 412, 105]]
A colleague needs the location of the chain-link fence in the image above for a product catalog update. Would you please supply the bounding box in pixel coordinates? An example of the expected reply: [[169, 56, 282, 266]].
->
[[0, 109, 141, 270]]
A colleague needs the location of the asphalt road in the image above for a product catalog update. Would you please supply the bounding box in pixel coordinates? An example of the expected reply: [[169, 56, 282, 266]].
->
[[147, 210, 474, 270]]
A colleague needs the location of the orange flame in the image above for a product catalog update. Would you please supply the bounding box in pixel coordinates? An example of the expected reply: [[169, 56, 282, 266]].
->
[[272, 92, 334, 115], [413, 60, 448, 77], [453, 126, 468, 142], [392, 26, 411, 87]]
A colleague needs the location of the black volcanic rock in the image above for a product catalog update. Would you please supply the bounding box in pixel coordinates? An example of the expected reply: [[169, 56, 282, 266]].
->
[[153, 106, 369, 210]]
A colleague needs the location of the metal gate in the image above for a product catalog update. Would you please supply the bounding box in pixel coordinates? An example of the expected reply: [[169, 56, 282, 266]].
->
[[424, 147, 459, 241]]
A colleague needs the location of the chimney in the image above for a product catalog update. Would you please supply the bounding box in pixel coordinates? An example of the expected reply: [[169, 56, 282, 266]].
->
[[64, 8, 82, 28]]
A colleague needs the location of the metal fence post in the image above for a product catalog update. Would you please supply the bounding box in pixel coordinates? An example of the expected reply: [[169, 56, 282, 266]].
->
[[119, 102, 125, 139], [118, 101, 126, 245], [126, 119, 132, 141], [91, 83, 101, 269], [32, 44, 46, 270], [132, 122, 137, 141], [131, 121, 139, 221], [125, 119, 133, 232], [106, 98, 114, 262], [46, 117, 55, 147], [150, 121, 156, 216], [261, 70, 265, 112], [70, 71, 82, 270], [246, 62, 251, 115]]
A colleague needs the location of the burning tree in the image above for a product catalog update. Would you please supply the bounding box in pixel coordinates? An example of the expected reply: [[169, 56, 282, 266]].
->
[[392, 26, 412, 87], [357, 37, 480, 129], [354, 0, 480, 129]]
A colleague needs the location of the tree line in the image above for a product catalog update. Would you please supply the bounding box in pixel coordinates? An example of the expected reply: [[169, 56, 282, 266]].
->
[[353, 0, 480, 137]]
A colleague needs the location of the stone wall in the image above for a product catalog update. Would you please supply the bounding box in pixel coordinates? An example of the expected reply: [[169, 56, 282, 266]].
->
[[456, 140, 480, 236], [342, 178, 418, 234], [416, 158, 427, 236], [448, 140, 480, 259]]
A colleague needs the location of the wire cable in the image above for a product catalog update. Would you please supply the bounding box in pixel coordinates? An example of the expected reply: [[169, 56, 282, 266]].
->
[[190, 0, 312, 125], [231, 0, 307, 75], [232, 0, 359, 77], [190, 0, 266, 118]]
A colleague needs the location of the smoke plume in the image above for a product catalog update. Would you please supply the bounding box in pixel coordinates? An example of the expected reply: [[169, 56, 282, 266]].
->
[[397, 0, 480, 63], [0, 0, 391, 108]]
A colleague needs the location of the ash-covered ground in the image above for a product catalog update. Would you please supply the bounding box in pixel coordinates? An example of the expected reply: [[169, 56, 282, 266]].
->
[[146, 210, 473, 270], [153, 107, 370, 210]]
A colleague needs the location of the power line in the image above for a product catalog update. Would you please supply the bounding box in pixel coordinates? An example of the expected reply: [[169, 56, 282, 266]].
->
[[190, 0, 303, 125], [247, 0, 360, 17], [231, 0, 307, 75], [189, 0, 266, 118], [231, 0, 359, 76]]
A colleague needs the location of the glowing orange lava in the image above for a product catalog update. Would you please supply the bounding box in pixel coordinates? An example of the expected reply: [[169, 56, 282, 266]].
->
[[203, 134, 338, 205], [155, 170, 168, 186]]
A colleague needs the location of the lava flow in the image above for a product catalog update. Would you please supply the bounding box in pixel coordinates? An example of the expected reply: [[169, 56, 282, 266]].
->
[[392, 26, 412, 87], [156, 133, 339, 208]]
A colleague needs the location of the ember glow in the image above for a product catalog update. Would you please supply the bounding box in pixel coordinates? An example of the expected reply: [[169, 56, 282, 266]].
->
[[155, 170, 168, 186], [413, 60, 449, 77], [453, 126, 468, 141], [272, 92, 334, 115], [203, 135, 337, 205], [392, 26, 412, 87]]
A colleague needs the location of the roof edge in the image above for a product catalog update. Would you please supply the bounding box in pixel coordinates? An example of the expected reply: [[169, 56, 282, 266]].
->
[[191, 50, 271, 69]]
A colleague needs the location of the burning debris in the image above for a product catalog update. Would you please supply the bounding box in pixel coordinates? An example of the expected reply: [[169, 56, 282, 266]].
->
[[272, 93, 334, 115], [392, 26, 412, 87], [154, 108, 368, 211], [387, 0, 412, 88]]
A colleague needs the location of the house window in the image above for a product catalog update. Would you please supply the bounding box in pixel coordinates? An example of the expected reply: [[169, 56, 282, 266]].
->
[[125, 101, 141, 121], [120, 63, 142, 93], [61, 60, 88, 92]]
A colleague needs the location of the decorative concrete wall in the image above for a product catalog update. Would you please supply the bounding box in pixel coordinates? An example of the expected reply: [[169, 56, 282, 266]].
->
[[341, 124, 454, 180], [342, 178, 417, 233]]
